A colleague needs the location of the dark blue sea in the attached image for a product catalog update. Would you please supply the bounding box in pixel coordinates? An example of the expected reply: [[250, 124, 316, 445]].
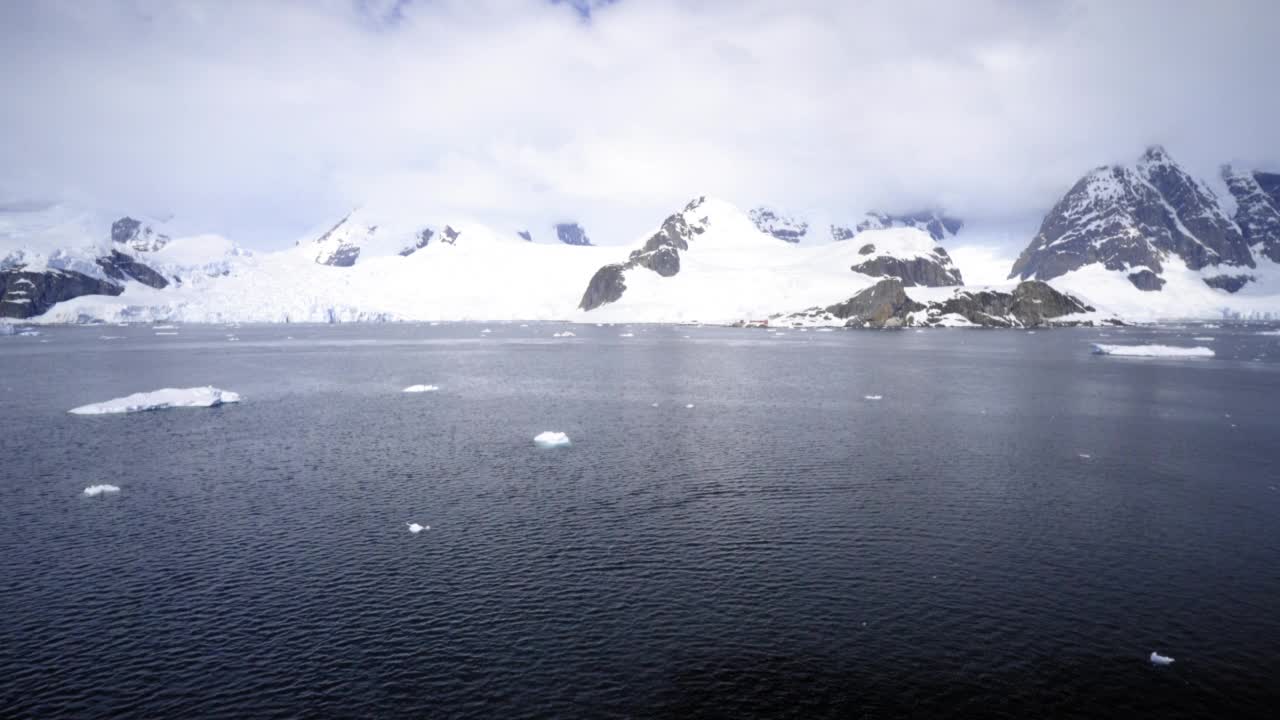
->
[[2, 322, 1279, 718]]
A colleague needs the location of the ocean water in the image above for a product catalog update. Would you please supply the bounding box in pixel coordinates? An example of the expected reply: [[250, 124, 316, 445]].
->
[[2, 322, 1279, 718]]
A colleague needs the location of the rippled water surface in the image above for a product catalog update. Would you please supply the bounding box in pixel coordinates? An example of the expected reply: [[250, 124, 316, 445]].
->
[[2, 323, 1279, 718]]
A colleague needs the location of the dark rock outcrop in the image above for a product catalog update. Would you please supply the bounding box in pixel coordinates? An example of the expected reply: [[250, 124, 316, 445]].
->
[[579, 197, 708, 311], [1203, 274, 1253, 293], [850, 252, 963, 288], [518, 230, 532, 242], [555, 223, 592, 246], [399, 228, 433, 256], [749, 207, 807, 243], [824, 278, 924, 327], [787, 278, 1096, 329], [1011, 146, 1253, 282], [111, 216, 170, 253], [1, 268, 123, 319], [440, 225, 461, 245], [830, 225, 856, 242], [1127, 269, 1165, 291], [96, 250, 169, 289]]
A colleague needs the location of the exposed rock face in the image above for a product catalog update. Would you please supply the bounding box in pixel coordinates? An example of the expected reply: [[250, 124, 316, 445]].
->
[[834, 211, 963, 243], [1, 268, 123, 319], [399, 228, 433, 257], [1203, 274, 1253, 293], [1011, 146, 1253, 282], [309, 212, 364, 266], [579, 197, 708, 311], [96, 250, 169, 289], [850, 248, 963, 287], [440, 225, 461, 245], [1127, 269, 1165, 291], [749, 207, 808, 243], [824, 278, 924, 327], [784, 278, 1096, 328], [517, 230, 533, 242], [111, 216, 170, 253], [555, 223, 592, 246], [1223, 168, 1280, 263]]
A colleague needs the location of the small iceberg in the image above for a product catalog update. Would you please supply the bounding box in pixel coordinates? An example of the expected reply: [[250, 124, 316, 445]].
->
[[864, 395, 883, 401], [481, 328, 493, 334], [534, 431, 571, 448], [552, 331, 576, 338], [1092, 344, 1214, 358], [155, 332, 179, 336], [1149, 651, 1174, 666], [619, 333, 635, 338], [70, 386, 241, 415], [407, 522, 428, 533], [402, 384, 440, 393], [153, 324, 178, 330], [685, 403, 695, 409], [83, 484, 121, 497]]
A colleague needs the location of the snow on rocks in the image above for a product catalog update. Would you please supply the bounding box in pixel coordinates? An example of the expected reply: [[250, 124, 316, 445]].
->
[[1091, 344, 1214, 358], [69, 386, 242, 415], [83, 484, 121, 496], [1149, 651, 1175, 666], [402, 384, 440, 393], [407, 522, 428, 533], [534, 431, 571, 448]]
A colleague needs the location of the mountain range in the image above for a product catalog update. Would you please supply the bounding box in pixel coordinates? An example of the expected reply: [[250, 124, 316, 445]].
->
[[2, 146, 1278, 326]]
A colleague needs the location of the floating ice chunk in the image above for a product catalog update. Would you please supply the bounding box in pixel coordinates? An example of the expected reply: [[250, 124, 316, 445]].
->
[[1149, 651, 1174, 666], [815, 328, 834, 333], [1258, 330, 1280, 336], [1091, 344, 1214, 358], [407, 522, 428, 533], [1192, 337, 1215, 342], [155, 332, 179, 336], [402, 384, 440, 393], [534, 431, 571, 448], [70, 386, 242, 415], [153, 325, 178, 330], [99, 335, 124, 340], [651, 402, 659, 407], [619, 333, 635, 338], [19, 329, 41, 336], [1078, 453, 1092, 459], [685, 403, 695, 409], [481, 328, 492, 334], [864, 395, 883, 401], [83, 484, 121, 496], [552, 331, 576, 338]]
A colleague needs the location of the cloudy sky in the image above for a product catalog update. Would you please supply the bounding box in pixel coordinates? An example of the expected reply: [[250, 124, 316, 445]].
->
[[2, 0, 1277, 268]]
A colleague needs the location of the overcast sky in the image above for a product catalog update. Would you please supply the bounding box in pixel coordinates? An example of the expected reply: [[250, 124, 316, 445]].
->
[[2, 0, 1277, 257]]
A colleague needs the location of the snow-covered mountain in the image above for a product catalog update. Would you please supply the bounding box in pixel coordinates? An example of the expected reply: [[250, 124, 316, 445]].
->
[[749, 207, 809, 243], [1007, 146, 1280, 320], [831, 211, 963, 244]]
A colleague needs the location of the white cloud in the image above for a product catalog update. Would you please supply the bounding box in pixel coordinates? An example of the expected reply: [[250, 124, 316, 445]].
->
[[1, 0, 1277, 250]]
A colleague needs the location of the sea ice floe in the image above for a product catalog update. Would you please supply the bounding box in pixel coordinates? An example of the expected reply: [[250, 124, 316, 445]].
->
[[70, 386, 242, 415], [1091, 344, 1214, 358], [534, 431, 571, 448], [864, 395, 883, 401], [619, 333, 635, 338], [685, 403, 695, 409], [155, 332, 179, 336], [1192, 337, 1215, 341], [1258, 330, 1280, 336], [1149, 651, 1174, 666], [153, 325, 178, 330], [651, 402, 659, 407], [407, 522, 428, 533], [403, 384, 440, 393], [83, 484, 121, 496], [481, 328, 492, 334], [552, 331, 576, 338]]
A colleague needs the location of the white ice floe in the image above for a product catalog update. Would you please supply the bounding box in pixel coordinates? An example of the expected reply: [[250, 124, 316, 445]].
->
[[481, 328, 492, 333], [153, 324, 178, 330], [651, 402, 659, 407], [864, 395, 883, 401], [534, 431, 571, 448], [69, 386, 242, 415], [407, 522, 428, 533], [619, 333, 635, 337], [1149, 651, 1175, 666], [685, 403, 695, 409], [155, 332, 179, 336], [1259, 330, 1280, 336], [83, 484, 121, 496], [402, 384, 440, 393], [1192, 336, 1215, 341], [815, 328, 834, 333], [99, 335, 123, 340], [1078, 453, 1092, 459], [552, 331, 576, 338], [1091, 344, 1214, 358]]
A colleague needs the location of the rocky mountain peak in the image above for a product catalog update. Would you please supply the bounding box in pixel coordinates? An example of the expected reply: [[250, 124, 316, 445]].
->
[[834, 210, 963, 243], [749, 207, 808, 243], [554, 223, 593, 246], [111, 216, 170, 253]]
